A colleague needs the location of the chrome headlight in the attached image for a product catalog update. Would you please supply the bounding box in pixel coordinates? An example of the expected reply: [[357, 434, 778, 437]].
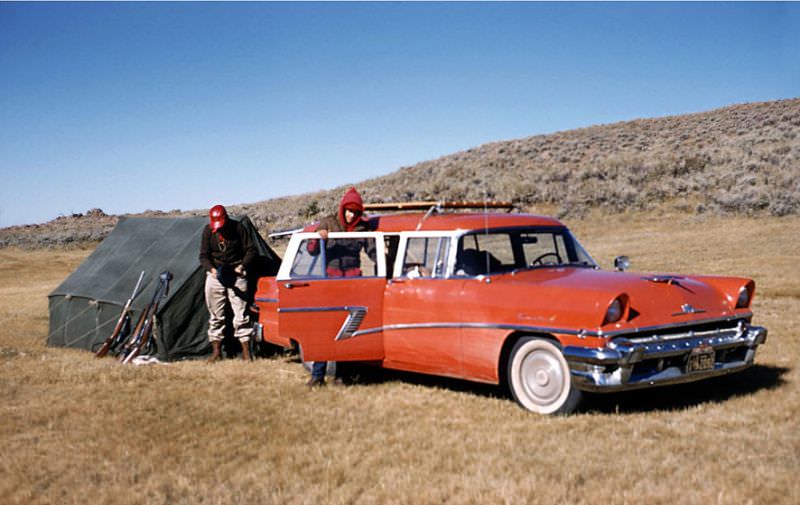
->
[[736, 286, 751, 308], [604, 298, 624, 325]]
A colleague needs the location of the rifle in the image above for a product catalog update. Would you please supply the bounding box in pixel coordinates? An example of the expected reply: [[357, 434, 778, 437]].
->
[[119, 271, 173, 364], [95, 271, 146, 358]]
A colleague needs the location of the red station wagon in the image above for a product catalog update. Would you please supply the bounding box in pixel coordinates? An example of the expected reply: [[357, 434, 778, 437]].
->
[[255, 202, 768, 414]]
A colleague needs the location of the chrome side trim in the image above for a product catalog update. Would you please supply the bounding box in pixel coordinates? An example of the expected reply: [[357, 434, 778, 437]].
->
[[255, 297, 279, 303], [335, 306, 368, 341], [351, 314, 753, 339], [279, 306, 353, 313], [276, 309, 754, 345], [352, 322, 585, 337], [278, 306, 369, 341]]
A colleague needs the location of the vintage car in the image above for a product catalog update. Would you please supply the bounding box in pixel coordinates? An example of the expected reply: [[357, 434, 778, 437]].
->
[[254, 202, 768, 415]]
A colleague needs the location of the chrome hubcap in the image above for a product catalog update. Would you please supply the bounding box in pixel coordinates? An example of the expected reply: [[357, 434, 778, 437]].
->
[[535, 370, 550, 387], [521, 350, 565, 406]]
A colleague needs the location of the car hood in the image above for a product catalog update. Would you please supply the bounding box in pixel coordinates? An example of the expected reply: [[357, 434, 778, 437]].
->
[[482, 267, 751, 333]]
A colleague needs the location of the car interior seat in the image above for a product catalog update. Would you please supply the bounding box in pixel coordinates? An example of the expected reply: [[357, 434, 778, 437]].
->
[[457, 248, 501, 276]]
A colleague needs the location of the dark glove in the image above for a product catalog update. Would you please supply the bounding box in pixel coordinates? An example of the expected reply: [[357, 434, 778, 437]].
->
[[216, 264, 236, 287]]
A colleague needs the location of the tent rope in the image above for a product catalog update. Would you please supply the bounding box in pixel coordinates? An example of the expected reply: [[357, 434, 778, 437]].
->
[[63, 316, 117, 349], [47, 298, 122, 345]]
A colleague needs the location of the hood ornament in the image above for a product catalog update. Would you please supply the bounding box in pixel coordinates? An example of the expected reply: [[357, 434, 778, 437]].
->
[[672, 303, 706, 316]]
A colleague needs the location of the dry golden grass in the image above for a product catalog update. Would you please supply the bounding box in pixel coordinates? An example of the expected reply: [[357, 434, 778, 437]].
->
[[1, 215, 799, 505]]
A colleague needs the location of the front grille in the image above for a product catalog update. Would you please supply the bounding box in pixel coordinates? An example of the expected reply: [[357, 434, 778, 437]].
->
[[613, 320, 753, 379], [617, 319, 747, 345]]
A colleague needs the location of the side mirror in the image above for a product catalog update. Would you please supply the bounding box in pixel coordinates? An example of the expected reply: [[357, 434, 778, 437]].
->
[[614, 255, 630, 272]]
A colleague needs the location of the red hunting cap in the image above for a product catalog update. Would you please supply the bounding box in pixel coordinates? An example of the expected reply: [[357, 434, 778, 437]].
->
[[209, 204, 228, 232]]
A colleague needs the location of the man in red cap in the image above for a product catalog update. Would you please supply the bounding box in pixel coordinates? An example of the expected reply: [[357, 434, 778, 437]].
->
[[199, 204, 257, 362], [307, 187, 375, 385]]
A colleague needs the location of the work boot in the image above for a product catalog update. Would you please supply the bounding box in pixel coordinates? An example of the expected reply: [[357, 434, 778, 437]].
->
[[306, 376, 325, 388], [206, 340, 221, 364], [241, 341, 252, 361]]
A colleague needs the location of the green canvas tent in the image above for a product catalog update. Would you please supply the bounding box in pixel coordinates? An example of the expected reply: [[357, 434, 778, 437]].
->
[[47, 215, 280, 360]]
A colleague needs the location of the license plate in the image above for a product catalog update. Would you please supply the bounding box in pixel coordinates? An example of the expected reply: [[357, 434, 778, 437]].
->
[[687, 345, 715, 372]]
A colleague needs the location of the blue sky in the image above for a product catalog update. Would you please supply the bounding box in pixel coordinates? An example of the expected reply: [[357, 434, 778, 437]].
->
[[1, 2, 798, 227]]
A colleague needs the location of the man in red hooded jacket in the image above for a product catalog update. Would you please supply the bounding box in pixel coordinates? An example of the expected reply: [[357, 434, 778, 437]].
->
[[307, 187, 375, 385], [311, 187, 375, 277]]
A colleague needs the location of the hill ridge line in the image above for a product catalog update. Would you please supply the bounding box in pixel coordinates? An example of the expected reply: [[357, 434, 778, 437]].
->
[[2, 97, 798, 248]]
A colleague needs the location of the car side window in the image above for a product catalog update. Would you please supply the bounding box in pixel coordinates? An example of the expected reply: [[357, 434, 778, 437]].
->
[[521, 233, 567, 264], [518, 232, 570, 266], [456, 233, 514, 275], [290, 239, 326, 278], [290, 236, 379, 278], [402, 236, 450, 278], [278, 232, 386, 281]]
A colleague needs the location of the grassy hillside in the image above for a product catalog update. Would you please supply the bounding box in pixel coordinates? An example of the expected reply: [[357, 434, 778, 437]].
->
[[1, 97, 798, 248], [237, 97, 800, 231]]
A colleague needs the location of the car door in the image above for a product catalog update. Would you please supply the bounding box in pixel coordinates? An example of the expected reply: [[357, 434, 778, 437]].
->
[[277, 232, 386, 363], [382, 232, 467, 378]]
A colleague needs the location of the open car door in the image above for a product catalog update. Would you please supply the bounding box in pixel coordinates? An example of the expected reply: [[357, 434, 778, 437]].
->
[[277, 232, 386, 363]]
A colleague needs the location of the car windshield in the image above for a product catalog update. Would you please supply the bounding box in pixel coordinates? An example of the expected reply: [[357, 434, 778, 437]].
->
[[455, 227, 597, 276]]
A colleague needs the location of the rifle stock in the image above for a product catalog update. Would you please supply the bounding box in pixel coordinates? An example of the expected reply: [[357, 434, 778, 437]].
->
[[94, 310, 129, 358], [95, 271, 145, 358]]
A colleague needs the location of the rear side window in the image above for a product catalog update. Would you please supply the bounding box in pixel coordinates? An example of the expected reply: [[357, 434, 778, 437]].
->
[[402, 236, 451, 278]]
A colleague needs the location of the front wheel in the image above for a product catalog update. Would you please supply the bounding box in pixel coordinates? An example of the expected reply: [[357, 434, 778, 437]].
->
[[507, 337, 582, 415]]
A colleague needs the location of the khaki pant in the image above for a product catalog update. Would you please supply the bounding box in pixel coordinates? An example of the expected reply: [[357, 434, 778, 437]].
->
[[204, 271, 251, 343]]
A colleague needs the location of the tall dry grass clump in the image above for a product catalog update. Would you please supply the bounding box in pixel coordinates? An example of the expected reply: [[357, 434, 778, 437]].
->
[[1, 214, 799, 505]]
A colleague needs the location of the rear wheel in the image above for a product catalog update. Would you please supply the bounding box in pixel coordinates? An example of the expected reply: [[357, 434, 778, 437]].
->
[[507, 337, 582, 415]]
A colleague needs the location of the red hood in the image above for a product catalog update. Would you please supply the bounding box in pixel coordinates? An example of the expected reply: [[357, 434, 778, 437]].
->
[[460, 268, 753, 334], [338, 187, 365, 231]]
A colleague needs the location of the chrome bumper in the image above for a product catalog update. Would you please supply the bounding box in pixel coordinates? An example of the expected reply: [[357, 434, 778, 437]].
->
[[563, 323, 768, 392]]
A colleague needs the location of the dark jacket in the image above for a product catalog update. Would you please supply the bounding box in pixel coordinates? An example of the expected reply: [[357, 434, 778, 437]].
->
[[315, 215, 375, 273], [199, 219, 257, 273]]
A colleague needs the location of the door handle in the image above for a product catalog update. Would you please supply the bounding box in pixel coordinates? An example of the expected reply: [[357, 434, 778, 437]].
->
[[284, 282, 310, 289]]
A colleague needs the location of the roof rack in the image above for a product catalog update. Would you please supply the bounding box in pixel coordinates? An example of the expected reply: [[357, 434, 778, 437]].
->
[[267, 227, 303, 238], [267, 201, 516, 238], [363, 201, 515, 212]]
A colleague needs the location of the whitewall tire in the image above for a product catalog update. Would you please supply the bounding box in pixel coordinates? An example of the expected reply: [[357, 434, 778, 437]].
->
[[507, 337, 582, 415]]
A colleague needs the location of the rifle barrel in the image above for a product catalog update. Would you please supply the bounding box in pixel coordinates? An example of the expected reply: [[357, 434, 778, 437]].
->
[[120, 271, 172, 364]]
